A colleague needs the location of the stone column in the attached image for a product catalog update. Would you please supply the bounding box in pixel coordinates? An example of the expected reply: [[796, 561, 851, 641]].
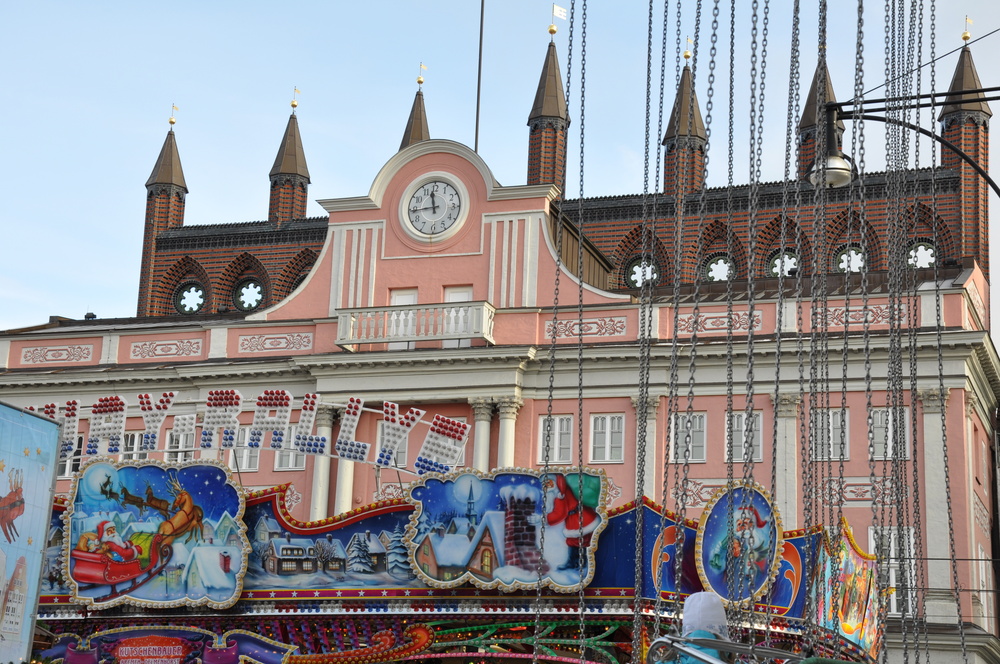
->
[[917, 387, 956, 624], [631, 395, 660, 501], [469, 398, 494, 472], [772, 393, 801, 529], [495, 397, 523, 468], [331, 406, 356, 516], [310, 405, 336, 521]]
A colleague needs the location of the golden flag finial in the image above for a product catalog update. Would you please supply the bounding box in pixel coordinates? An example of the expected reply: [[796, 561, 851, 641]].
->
[[551, 4, 566, 38], [417, 62, 427, 86], [292, 86, 301, 111], [962, 16, 972, 41], [169, 103, 178, 126], [684, 36, 693, 61]]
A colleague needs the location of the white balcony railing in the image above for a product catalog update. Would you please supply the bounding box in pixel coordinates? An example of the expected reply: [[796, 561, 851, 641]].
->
[[336, 301, 496, 347]]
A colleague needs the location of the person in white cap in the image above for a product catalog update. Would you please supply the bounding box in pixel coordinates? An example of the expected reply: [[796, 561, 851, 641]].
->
[[678, 591, 731, 664]]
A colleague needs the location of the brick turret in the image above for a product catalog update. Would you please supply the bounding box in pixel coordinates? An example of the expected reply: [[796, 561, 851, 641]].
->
[[137, 127, 188, 317], [527, 40, 569, 193], [797, 61, 844, 182], [939, 41, 991, 276], [662, 59, 707, 198], [268, 112, 311, 226]]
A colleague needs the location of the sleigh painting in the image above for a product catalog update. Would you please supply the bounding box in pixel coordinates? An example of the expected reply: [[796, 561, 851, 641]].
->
[[63, 459, 248, 610]]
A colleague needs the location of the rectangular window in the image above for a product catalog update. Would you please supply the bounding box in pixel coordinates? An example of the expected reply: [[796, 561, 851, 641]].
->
[[672, 413, 706, 463], [980, 544, 994, 631], [871, 407, 910, 459], [122, 432, 147, 461], [869, 526, 915, 615], [539, 415, 573, 464], [810, 408, 848, 461], [591, 414, 624, 463], [388, 288, 418, 350], [57, 436, 84, 477], [728, 412, 762, 462], [274, 425, 305, 470], [442, 286, 474, 349], [228, 428, 259, 472], [166, 431, 196, 464]]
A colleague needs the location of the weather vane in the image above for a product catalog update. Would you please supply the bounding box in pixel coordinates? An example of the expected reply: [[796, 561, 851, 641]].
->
[[417, 62, 427, 87], [963, 15, 972, 41], [550, 4, 566, 38], [169, 103, 178, 127], [292, 86, 301, 112]]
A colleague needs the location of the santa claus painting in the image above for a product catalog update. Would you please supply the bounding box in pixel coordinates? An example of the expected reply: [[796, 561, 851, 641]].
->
[[94, 521, 142, 562], [542, 473, 602, 572]]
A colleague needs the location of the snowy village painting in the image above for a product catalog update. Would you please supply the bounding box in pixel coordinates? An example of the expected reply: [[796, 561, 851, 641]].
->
[[406, 468, 608, 592], [60, 459, 248, 610]]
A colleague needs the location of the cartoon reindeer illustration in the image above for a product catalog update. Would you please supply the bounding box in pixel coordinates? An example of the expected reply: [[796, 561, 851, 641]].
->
[[99, 473, 120, 504], [144, 481, 172, 519], [118, 483, 146, 515], [0, 469, 25, 543], [157, 473, 204, 545]]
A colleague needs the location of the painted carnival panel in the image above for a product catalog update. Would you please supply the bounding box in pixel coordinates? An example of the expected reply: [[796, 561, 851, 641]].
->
[[406, 468, 608, 591], [62, 459, 248, 610], [695, 482, 783, 607], [0, 403, 60, 664]]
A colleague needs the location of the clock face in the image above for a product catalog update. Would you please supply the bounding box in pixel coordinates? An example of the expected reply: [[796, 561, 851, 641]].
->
[[407, 180, 463, 236]]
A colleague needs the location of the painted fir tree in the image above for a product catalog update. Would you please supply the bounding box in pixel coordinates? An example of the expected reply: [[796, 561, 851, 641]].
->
[[347, 533, 374, 574], [386, 523, 412, 579]]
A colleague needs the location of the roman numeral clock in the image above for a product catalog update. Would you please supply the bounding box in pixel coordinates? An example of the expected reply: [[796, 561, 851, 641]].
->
[[400, 172, 469, 241]]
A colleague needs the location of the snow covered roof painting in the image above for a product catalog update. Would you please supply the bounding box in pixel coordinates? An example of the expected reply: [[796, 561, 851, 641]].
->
[[406, 468, 608, 592], [269, 537, 316, 560]]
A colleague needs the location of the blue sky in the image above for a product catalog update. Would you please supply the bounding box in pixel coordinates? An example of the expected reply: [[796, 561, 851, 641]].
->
[[1, 1, 997, 330]]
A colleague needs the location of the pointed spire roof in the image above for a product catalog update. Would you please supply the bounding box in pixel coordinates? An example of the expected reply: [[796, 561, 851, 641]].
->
[[939, 46, 992, 119], [399, 89, 430, 151], [662, 65, 706, 142], [270, 113, 311, 181], [145, 129, 187, 191], [798, 62, 845, 132], [529, 41, 568, 123]]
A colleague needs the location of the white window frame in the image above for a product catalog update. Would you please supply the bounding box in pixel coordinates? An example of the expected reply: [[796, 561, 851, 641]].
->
[[810, 408, 848, 461], [727, 411, 763, 462], [122, 432, 147, 461], [442, 286, 474, 349], [671, 412, 707, 463], [980, 543, 994, 632], [166, 430, 196, 464], [275, 425, 306, 471], [869, 526, 915, 616], [228, 427, 259, 472], [57, 436, 84, 477], [871, 406, 911, 460], [590, 414, 625, 463], [539, 415, 573, 464], [388, 288, 418, 350]]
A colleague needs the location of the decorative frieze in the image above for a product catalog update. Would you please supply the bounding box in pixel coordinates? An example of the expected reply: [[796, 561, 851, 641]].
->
[[772, 393, 801, 418], [822, 303, 905, 328], [968, 284, 987, 326], [130, 338, 202, 359], [238, 333, 313, 353], [821, 477, 909, 506], [676, 311, 760, 334], [21, 344, 93, 364], [975, 494, 990, 534], [545, 317, 627, 339], [671, 479, 721, 508]]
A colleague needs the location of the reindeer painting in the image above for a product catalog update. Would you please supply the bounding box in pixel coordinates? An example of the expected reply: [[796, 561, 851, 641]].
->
[[157, 473, 204, 545], [118, 483, 146, 515], [144, 481, 172, 519], [99, 473, 120, 504], [0, 468, 25, 543]]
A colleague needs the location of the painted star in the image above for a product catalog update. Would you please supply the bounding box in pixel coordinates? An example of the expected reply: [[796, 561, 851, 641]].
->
[[594, 589, 601, 596], [358, 590, 365, 596], [205, 480, 210, 486], [404, 590, 411, 596], [269, 591, 276, 598], [619, 589, 627, 596], [0, 460, 5, 472], [381, 590, 388, 596], [335, 590, 343, 597], [23, 448, 30, 456], [313, 591, 320, 597], [248, 592, 255, 598], [37, 448, 42, 456], [291, 591, 298, 597], [27, 537, 33, 545]]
